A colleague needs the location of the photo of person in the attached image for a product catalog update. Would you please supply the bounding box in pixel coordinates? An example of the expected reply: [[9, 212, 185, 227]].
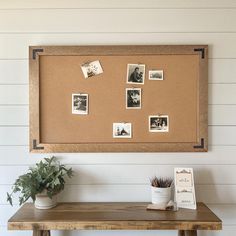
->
[[72, 94, 88, 115], [81, 60, 103, 79], [113, 123, 132, 138], [127, 64, 145, 84], [126, 88, 141, 109], [149, 115, 169, 132], [149, 70, 164, 80]]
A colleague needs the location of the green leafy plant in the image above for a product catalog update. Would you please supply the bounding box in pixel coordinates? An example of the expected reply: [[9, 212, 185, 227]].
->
[[7, 156, 73, 206], [150, 176, 173, 188]]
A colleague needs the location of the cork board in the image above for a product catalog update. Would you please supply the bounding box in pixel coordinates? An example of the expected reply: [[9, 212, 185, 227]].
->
[[29, 45, 208, 152]]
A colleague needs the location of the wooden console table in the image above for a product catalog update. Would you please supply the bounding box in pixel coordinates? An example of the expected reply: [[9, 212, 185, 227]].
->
[[8, 202, 222, 236]]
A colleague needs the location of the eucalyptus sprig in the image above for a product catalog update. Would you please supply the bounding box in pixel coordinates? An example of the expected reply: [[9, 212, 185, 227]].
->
[[7, 156, 73, 206]]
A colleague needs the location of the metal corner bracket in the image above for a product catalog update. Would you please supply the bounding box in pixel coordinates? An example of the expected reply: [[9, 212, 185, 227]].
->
[[193, 138, 204, 149], [33, 139, 44, 150], [32, 48, 44, 60], [194, 48, 205, 59]]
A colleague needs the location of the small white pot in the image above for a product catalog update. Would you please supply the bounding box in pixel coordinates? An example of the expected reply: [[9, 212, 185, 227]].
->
[[34, 191, 57, 209], [151, 186, 171, 204]]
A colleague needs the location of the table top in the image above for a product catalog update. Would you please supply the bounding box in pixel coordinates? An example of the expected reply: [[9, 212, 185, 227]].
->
[[8, 202, 222, 231]]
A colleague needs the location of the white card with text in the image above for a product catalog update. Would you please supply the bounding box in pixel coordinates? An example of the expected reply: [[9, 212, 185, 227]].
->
[[174, 168, 196, 210]]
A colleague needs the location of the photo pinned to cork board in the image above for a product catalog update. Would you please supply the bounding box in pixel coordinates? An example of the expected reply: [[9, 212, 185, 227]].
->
[[81, 60, 103, 79], [72, 93, 88, 115], [127, 64, 145, 84], [149, 70, 164, 80], [113, 123, 132, 138], [149, 115, 169, 132], [126, 88, 142, 109]]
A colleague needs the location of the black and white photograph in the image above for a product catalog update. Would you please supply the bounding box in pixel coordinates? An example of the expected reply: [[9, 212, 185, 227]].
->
[[113, 123, 132, 138], [127, 64, 145, 84], [149, 115, 169, 132], [72, 94, 88, 115], [149, 70, 164, 80], [81, 60, 103, 78], [126, 88, 141, 109]]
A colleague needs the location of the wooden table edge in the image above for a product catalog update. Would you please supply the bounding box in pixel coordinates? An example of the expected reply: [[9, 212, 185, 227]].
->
[[204, 204, 223, 224], [8, 220, 222, 231]]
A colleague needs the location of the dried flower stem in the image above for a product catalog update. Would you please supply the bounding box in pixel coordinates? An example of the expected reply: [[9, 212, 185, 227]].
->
[[150, 176, 173, 188]]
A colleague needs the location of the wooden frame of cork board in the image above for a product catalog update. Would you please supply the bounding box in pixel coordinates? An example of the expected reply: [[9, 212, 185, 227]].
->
[[29, 45, 208, 153]]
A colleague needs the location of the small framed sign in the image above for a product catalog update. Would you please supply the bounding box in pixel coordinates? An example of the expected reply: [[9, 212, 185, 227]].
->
[[174, 167, 196, 210]]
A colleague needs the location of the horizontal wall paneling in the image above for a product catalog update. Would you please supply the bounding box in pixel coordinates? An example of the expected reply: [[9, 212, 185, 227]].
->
[[1, 105, 236, 126], [2, 34, 236, 59], [1, 84, 236, 105], [1, 0, 236, 9], [1, 145, 236, 166], [1, 59, 236, 84], [1, 1, 236, 236], [0, 9, 236, 33]]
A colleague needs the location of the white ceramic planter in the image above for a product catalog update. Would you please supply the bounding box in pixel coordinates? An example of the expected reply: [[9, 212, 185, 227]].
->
[[34, 191, 57, 209], [151, 186, 171, 204]]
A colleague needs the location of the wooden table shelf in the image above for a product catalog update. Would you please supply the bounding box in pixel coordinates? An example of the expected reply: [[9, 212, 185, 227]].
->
[[8, 202, 222, 236]]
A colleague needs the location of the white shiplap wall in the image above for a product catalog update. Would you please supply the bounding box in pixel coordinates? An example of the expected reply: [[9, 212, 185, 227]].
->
[[0, 1, 236, 235]]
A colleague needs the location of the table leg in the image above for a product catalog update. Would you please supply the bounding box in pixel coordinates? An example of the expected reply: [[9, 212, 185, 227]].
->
[[178, 230, 197, 236], [33, 229, 51, 236], [183, 230, 197, 236], [178, 230, 185, 236]]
